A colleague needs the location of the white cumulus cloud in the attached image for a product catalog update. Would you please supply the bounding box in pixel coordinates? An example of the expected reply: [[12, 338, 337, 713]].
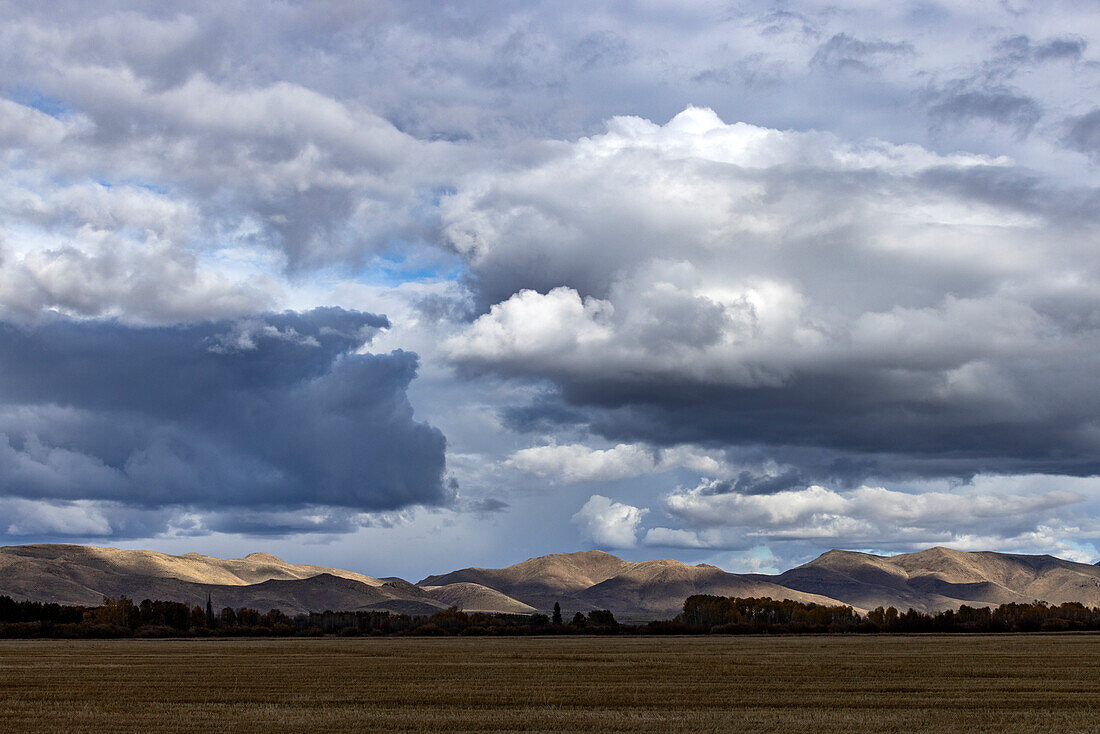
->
[[571, 494, 648, 548], [505, 441, 729, 483]]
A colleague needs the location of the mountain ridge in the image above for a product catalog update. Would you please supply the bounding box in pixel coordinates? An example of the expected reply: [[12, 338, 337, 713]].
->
[[6, 543, 1100, 619], [752, 546, 1100, 613], [0, 543, 443, 616]]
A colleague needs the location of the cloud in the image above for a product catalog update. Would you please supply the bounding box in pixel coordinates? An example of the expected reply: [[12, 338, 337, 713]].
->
[[2, 497, 114, 536], [0, 128, 280, 320], [919, 33, 1087, 139], [926, 84, 1042, 136], [810, 33, 913, 72], [600, 471, 1100, 565], [2, 3, 1096, 327], [0, 68, 460, 325], [0, 496, 186, 539], [445, 107, 1100, 485], [701, 470, 806, 496], [994, 35, 1087, 65], [0, 308, 452, 537], [197, 506, 414, 537], [465, 496, 510, 514], [0, 77, 452, 260], [505, 442, 728, 483], [442, 104, 1024, 307], [1065, 108, 1100, 160], [1, 1, 1100, 565], [642, 527, 709, 549], [571, 494, 647, 548], [658, 477, 1087, 548], [0, 497, 420, 540]]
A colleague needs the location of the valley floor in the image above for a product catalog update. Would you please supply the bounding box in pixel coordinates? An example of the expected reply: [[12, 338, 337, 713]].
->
[[1, 635, 1098, 732]]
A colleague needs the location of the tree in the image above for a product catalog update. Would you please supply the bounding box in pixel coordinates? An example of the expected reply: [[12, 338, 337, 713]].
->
[[588, 609, 617, 627], [552, 602, 563, 626], [92, 596, 139, 628], [571, 611, 587, 627], [237, 608, 262, 627], [884, 606, 899, 631]]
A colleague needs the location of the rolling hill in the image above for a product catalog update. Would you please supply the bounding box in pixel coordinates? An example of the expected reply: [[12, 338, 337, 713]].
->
[[419, 550, 635, 611], [420, 583, 537, 614]]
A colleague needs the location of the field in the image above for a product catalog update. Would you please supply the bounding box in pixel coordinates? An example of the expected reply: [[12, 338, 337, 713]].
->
[[1, 635, 1098, 733]]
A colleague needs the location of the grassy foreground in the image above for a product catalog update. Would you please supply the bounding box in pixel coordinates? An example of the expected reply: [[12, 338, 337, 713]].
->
[[1, 635, 1098, 733]]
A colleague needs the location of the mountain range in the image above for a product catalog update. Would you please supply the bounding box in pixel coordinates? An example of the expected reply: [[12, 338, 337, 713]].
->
[[5, 543, 1100, 620]]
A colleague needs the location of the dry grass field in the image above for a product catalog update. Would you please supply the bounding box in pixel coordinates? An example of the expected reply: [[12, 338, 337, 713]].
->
[[1, 634, 1098, 733]]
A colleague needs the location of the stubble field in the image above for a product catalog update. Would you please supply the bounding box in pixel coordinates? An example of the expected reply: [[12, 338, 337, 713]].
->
[[1, 634, 1098, 733]]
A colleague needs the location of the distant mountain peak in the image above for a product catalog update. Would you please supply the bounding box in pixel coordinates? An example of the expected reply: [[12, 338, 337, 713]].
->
[[243, 552, 283, 562]]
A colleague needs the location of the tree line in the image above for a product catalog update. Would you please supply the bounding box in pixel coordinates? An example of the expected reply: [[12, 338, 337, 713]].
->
[[677, 595, 1100, 633], [5, 592, 1100, 637], [0, 594, 620, 638]]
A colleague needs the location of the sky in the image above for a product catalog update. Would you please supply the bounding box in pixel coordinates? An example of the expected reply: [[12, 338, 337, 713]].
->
[[2, 0, 1100, 580]]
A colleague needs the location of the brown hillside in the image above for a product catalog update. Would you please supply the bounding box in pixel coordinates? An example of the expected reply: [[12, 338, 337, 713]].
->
[[577, 559, 850, 619], [763, 547, 1100, 613], [422, 552, 849, 619], [0, 544, 441, 615], [10, 543, 1100, 620], [189, 574, 447, 617], [419, 550, 633, 611], [420, 583, 536, 614]]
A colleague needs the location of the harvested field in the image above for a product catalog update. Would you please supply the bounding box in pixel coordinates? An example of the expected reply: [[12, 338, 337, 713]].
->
[[1, 634, 1098, 732]]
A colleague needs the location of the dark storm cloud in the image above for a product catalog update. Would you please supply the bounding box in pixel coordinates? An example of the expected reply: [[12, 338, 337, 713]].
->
[[701, 470, 806, 496], [0, 308, 451, 514], [199, 507, 365, 537], [497, 357, 1100, 486], [501, 399, 592, 435]]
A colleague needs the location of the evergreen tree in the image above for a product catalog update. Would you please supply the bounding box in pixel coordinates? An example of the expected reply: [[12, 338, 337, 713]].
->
[[552, 602, 563, 625]]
